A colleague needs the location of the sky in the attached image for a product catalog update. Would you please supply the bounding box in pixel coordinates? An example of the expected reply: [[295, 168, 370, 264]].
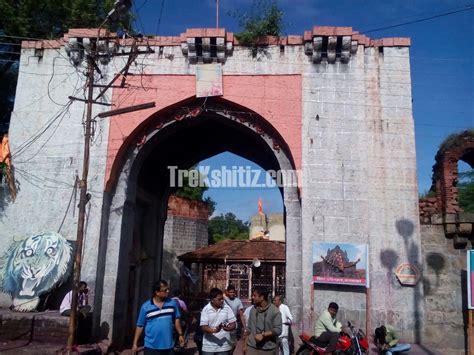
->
[[135, 0, 474, 221], [312, 242, 368, 270]]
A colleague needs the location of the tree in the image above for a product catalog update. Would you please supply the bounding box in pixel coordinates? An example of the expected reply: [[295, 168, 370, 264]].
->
[[0, 0, 131, 133], [459, 170, 474, 213], [231, 0, 284, 55], [173, 167, 216, 216], [208, 213, 249, 244]]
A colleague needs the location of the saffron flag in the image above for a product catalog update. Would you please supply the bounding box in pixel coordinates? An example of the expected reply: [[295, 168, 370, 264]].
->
[[1, 134, 16, 201], [0, 134, 11, 167], [258, 198, 264, 216]]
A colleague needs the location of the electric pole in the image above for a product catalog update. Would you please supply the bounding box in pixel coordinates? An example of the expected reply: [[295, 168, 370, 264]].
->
[[64, 2, 154, 351], [66, 40, 96, 353]]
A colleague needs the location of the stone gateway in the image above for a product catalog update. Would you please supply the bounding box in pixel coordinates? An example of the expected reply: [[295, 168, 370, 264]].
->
[[0, 23, 467, 354]]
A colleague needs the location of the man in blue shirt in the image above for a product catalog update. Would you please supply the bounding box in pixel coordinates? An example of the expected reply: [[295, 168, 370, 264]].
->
[[132, 280, 185, 354]]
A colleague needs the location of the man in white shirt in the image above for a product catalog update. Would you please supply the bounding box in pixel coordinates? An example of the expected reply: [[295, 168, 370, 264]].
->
[[224, 284, 245, 349], [273, 295, 293, 355], [200, 288, 237, 355], [60, 281, 91, 317]]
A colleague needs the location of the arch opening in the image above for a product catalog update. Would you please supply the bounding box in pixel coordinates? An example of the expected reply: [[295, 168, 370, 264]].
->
[[95, 98, 302, 347]]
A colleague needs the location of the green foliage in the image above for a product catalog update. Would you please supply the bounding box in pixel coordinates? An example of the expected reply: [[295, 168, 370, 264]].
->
[[173, 167, 216, 216], [208, 213, 249, 244], [0, 0, 132, 133], [204, 196, 216, 217], [232, 0, 284, 51], [0, 0, 129, 39], [459, 170, 474, 213], [419, 190, 436, 199]]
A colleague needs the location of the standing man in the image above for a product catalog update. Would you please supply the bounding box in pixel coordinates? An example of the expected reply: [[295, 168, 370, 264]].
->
[[273, 295, 293, 355], [200, 288, 237, 355], [246, 287, 282, 355], [224, 285, 245, 343], [313, 302, 342, 355], [132, 280, 184, 355]]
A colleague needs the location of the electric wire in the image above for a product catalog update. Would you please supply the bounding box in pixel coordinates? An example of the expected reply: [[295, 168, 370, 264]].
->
[[58, 176, 79, 233], [12, 101, 73, 159], [361, 3, 474, 34], [155, 0, 166, 35], [15, 103, 72, 164]]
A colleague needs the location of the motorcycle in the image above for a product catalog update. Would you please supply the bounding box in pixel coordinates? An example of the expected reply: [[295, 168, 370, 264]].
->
[[296, 322, 369, 355], [347, 322, 369, 355]]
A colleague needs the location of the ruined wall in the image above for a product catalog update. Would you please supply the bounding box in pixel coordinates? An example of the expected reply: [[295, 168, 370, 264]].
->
[[419, 131, 474, 354], [420, 224, 467, 355], [162, 196, 208, 289], [419, 197, 439, 224], [432, 131, 474, 215]]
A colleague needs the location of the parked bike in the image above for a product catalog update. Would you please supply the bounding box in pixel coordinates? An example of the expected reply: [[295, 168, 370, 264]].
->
[[296, 322, 369, 355]]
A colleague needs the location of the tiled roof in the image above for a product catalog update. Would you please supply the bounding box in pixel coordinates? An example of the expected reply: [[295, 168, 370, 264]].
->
[[178, 239, 285, 263]]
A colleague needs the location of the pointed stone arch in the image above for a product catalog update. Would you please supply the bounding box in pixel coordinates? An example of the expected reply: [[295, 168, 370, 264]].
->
[[93, 96, 302, 345]]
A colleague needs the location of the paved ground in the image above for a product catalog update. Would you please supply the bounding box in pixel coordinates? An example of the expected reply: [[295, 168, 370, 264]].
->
[[0, 338, 443, 354]]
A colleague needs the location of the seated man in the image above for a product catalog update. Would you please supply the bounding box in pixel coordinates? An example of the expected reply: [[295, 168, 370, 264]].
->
[[60, 281, 91, 317], [374, 325, 411, 355], [314, 302, 342, 355]]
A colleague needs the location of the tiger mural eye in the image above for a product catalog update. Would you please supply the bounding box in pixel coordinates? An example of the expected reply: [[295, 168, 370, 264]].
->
[[0, 232, 72, 312]]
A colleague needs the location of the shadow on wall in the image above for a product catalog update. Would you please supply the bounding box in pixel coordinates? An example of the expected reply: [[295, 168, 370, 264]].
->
[[379, 249, 399, 306], [422, 251, 447, 297], [426, 252, 446, 289], [379, 219, 422, 343], [396, 218, 421, 344], [99, 321, 110, 341]]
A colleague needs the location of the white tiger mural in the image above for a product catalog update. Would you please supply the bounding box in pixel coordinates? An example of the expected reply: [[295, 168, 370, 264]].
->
[[0, 232, 72, 311]]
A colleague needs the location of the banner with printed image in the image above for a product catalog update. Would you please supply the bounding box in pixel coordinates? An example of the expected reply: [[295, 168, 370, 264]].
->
[[313, 242, 369, 287], [196, 63, 223, 98]]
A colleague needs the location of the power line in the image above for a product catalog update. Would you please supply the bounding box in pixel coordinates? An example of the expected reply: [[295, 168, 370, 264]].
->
[[0, 41, 21, 46], [361, 4, 474, 34], [132, 0, 146, 34], [156, 0, 166, 35], [12, 101, 73, 159]]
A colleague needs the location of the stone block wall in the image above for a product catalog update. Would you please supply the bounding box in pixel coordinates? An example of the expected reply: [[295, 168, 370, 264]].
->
[[418, 130, 473, 354], [419, 197, 439, 224], [4, 26, 420, 343], [420, 224, 467, 355], [0, 310, 69, 343], [301, 45, 421, 339], [162, 196, 208, 289], [0, 45, 111, 308]]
